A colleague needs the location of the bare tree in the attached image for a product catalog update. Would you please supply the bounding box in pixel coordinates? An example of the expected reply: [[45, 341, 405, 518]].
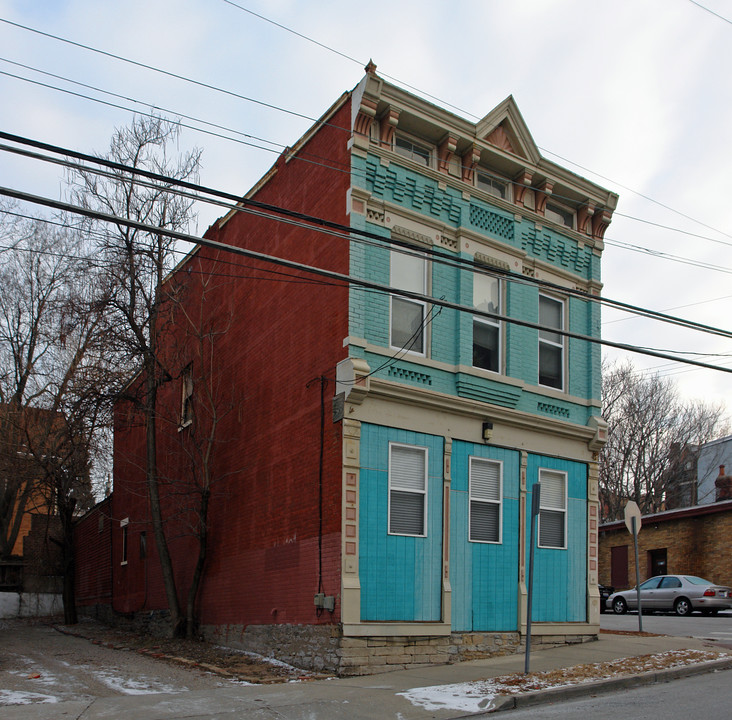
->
[[67, 115, 202, 637], [163, 254, 239, 638], [0, 210, 113, 623], [599, 359, 729, 521]]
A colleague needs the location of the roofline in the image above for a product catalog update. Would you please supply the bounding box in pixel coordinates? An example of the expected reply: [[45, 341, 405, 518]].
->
[[600, 499, 732, 531]]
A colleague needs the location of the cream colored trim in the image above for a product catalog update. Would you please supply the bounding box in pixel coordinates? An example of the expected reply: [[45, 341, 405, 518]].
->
[[343, 622, 452, 637], [345, 338, 601, 413], [340, 419, 362, 625]]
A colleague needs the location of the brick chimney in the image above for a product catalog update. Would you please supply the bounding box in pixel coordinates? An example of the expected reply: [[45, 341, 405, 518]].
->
[[715, 465, 732, 501]]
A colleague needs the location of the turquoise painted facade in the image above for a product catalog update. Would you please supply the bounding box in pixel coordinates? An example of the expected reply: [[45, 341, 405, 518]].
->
[[342, 72, 615, 643]]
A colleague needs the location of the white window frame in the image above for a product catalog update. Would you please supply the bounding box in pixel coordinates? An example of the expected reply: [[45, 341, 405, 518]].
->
[[120, 517, 129, 565], [180, 363, 193, 429], [469, 457, 503, 544], [537, 469, 567, 549], [394, 133, 432, 167], [538, 294, 565, 390], [390, 249, 427, 356], [388, 442, 428, 537], [473, 274, 501, 373], [476, 170, 510, 201]]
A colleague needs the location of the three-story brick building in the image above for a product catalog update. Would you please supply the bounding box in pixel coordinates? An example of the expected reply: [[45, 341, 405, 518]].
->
[[78, 65, 617, 675]]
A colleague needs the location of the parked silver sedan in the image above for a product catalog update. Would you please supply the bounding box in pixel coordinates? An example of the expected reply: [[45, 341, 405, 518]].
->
[[607, 575, 732, 616]]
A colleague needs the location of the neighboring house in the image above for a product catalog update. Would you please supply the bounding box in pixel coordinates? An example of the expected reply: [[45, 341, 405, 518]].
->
[[0, 405, 56, 561], [76, 65, 617, 674], [697, 434, 732, 505], [599, 484, 732, 592]]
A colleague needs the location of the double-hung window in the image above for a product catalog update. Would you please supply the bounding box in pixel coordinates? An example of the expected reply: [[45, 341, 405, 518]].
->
[[394, 135, 431, 166], [390, 249, 427, 354], [545, 202, 574, 229], [473, 273, 501, 372], [538, 469, 567, 548], [476, 171, 508, 200], [180, 363, 194, 427], [469, 457, 502, 543], [388, 443, 428, 536], [538, 294, 564, 389]]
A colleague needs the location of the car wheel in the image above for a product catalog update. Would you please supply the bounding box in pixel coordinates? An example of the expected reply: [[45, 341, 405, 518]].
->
[[674, 597, 692, 616], [613, 597, 627, 614]]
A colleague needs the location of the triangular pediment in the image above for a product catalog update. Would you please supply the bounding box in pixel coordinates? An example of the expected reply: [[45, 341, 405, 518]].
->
[[475, 96, 541, 165]]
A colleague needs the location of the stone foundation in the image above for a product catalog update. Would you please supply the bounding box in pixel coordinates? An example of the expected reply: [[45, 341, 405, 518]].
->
[[78, 612, 596, 676], [338, 632, 522, 676], [201, 623, 342, 673]]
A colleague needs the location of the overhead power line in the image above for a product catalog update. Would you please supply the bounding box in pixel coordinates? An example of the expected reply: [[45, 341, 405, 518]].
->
[[3, 13, 730, 246], [3, 129, 732, 343], [2, 129, 732, 345], [2, 182, 731, 377]]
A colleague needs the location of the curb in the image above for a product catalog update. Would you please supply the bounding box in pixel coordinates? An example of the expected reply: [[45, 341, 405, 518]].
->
[[480, 656, 732, 715]]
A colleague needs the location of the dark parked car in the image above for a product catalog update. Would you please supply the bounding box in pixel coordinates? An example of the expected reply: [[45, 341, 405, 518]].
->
[[599, 584, 614, 613], [606, 575, 732, 616]]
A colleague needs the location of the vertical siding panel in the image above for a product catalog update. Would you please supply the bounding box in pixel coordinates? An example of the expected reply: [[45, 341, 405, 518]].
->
[[526, 455, 587, 622], [359, 424, 442, 622], [450, 441, 520, 632]]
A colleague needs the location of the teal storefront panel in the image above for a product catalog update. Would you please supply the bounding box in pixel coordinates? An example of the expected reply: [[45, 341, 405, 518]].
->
[[450, 442, 520, 632], [359, 424, 444, 622], [525, 454, 588, 622]]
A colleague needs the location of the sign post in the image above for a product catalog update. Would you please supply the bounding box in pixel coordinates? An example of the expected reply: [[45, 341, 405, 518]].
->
[[624, 501, 643, 632], [524, 483, 541, 674]]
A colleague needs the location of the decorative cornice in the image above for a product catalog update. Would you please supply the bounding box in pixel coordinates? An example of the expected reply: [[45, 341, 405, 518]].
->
[[379, 107, 400, 148], [535, 180, 553, 216], [461, 144, 481, 184], [513, 170, 533, 207], [437, 134, 458, 174]]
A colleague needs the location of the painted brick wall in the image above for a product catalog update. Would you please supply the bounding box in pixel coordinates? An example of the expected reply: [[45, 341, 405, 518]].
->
[[74, 497, 112, 606], [85, 98, 353, 630]]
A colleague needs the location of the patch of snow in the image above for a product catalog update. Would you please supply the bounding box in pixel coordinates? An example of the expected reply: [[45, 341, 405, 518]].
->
[[92, 669, 185, 696], [399, 681, 497, 713], [0, 689, 59, 706], [399, 650, 730, 712], [213, 645, 303, 671]]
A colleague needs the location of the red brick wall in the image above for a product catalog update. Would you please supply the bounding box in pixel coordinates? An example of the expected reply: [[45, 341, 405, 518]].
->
[[74, 497, 112, 605], [100, 97, 353, 628], [599, 506, 732, 589]]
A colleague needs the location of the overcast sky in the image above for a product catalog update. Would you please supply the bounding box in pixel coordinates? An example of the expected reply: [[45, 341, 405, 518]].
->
[[1, 0, 730, 414]]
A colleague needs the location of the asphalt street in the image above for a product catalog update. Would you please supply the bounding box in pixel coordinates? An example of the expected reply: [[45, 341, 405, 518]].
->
[[493, 666, 732, 720], [600, 608, 732, 646]]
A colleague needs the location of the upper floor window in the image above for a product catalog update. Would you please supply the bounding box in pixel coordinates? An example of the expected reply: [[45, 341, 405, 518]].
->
[[390, 249, 427, 355], [473, 273, 501, 373], [538, 294, 564, 390], [394, 134, 431, 167], [476, 171, 509, 200], [545, 202, 574, 229], [180, 363, 193, 428], [538, 469, 567, 549], [389, 443, 428, 536], [469, 457, 502, 543]]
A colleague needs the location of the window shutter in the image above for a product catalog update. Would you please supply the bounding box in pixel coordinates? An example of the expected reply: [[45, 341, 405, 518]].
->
[[538, 470, 566, 548], [389, 445, 427, 536], [469, 458, 501, 543], [540, 471, 565, 509], [539, 509, 564, 547]]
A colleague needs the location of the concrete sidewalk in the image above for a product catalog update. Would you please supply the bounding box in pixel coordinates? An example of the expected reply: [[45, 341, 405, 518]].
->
[[5, 633, 731, 719]]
